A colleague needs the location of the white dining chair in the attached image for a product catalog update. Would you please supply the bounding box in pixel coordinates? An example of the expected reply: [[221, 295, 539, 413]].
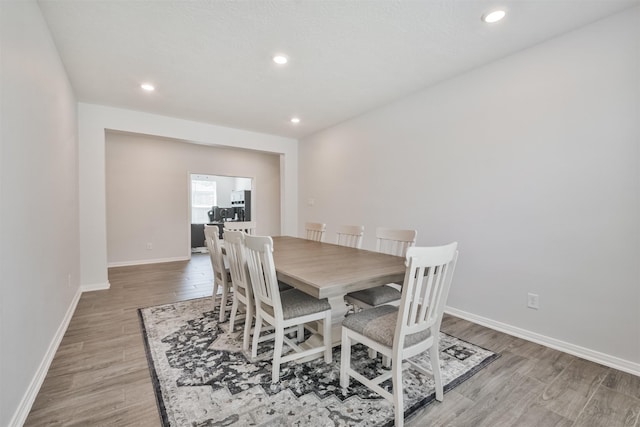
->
[[344, 227, 417, 311], [244, 234, 333, 383], [224, 221, 256, 235], [305, 222, 326, 242], [335, 225, 364, 249], [340, 242, 459, 427], [225, 230, 297, 353], [224, 230, 254, 351], [204, 225, 232, 322]]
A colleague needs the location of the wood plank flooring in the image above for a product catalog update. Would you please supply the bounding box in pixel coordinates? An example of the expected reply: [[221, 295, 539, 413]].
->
[[25, 254, 640, 426]]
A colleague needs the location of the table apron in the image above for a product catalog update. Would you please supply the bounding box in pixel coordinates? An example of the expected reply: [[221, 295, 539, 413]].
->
[[275, 271, 405, 300]]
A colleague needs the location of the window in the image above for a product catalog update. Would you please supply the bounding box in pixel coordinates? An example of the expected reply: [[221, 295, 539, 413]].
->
[[191, 174, 217, 224]]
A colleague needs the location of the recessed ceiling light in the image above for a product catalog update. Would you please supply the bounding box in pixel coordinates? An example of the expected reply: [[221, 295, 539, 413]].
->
[[141, 83, 155, 91], [482, 10, 506, 23], [290, 117, 300, 124], [273, 55, 288, 65]]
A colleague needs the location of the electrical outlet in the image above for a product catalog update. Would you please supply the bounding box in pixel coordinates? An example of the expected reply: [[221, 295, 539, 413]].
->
[[527, 293, 539, 310], [146, 243, 153, 250]]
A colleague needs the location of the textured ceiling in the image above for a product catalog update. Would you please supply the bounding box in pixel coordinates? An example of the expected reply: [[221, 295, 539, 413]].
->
[[38, 0, 637, 139]]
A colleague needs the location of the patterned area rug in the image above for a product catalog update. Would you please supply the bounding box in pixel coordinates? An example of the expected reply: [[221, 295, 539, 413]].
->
[[139, 297, 498, 427]]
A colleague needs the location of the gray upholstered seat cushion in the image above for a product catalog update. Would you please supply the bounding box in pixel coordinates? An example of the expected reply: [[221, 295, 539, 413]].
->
[[342, 305, 431, 348], [263, 289, 331, 320], [346, 285, 401, 306]]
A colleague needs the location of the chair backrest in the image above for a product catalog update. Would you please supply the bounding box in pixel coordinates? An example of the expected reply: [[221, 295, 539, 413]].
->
[[204, 225, 217, 264], [223, 230, 252, 299], [394, 243, 458, 349], [244, 235, 283, 320], [336, 225, 364, 249], [305, 222, 326, 242], [375, 227, 417, 257], [204, 225, 226, 284], [224, 221, 256, 235]]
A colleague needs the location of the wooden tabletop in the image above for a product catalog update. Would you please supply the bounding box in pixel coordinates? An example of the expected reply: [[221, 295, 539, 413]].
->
[[272, 236, 406, 299]]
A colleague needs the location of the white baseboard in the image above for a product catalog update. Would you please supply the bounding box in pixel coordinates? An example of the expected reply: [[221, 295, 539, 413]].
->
[[9, 287, 83, 427], [445, 306, 640, 377], [81, 281, 111, 292], [108, 256, 190, 268]]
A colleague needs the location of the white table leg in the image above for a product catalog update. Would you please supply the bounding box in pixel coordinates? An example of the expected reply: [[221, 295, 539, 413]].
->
[[296, 294, 349, 361], [324, 295, 350, 346]]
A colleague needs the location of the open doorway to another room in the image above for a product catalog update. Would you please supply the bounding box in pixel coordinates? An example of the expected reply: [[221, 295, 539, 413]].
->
[[189, 174, 253, 253]]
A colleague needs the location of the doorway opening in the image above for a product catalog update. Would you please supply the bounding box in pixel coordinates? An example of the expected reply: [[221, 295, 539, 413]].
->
[[189, 174, 253, 252]]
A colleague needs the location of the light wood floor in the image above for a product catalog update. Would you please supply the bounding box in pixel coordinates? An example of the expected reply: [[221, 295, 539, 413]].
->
[[26, 254, 640, 426]]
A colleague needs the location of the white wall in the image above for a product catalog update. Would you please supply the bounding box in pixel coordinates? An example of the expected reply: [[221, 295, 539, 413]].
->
[[0, 1, 80, 425], [105, 132, 281, 265], [215, 176, 236, 212], [210, 175, 251, 212], [78, 104, 298, 289], [299, 8, 640, 371]]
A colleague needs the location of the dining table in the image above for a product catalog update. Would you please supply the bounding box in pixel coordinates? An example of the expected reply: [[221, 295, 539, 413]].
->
[[271, 236, 407, 347]]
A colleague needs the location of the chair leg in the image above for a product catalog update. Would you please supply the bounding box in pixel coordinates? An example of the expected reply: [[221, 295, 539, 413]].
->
[[323, 312, 332, 363], [219, 282, 228, 322], [272, 326, 285, 383], [368, 348, 377, 360], [242, 302, 252, 352], [212, 281, 219, 303], [382, 355, 391, 368], [340, 329, 351, 389], [430, 342, 443, 401], [392, 357, 404, 427], [297, 324, 304, 343], [251, 314, 262, 359], [228, 297, 238, 334]]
